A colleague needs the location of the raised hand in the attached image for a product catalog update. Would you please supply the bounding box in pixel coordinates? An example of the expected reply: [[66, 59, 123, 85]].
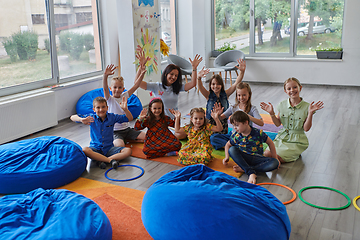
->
[[198, 66, 210, 78], [309, 101, 324, 114], [260, 102, 275, 115], [136, 48, 150, 67], [139, 108, 148, 120], [119, 96, 128, 110], [82, 116, 94, 125], [104, 64, 117, 76], [213, 102, 224, 115], [211, 108, 220, 119], [189, 54, 202, 69], [235, 59, 246, 72], [169, 109, 181, 119]]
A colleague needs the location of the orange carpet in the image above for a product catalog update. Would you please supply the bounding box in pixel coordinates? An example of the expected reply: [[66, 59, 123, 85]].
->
[[59, 177, 152, 240], [126, 142, 241, 178]]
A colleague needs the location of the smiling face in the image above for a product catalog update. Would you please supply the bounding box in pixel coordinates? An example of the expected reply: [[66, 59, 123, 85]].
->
[[166, 69, 179, 86], [93, 101, 108, 119], [110, 79, 125, 98], [236, 88, 250, 104], [210, 78, 223, 94], [191, 112, 205, 129], [150, 102, 163, 118], [284, 80, 302, 99]]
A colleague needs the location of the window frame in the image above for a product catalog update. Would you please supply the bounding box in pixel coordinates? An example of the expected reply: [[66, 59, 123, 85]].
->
[[0, 0, 104, 97], [211, 0, 343, 59]]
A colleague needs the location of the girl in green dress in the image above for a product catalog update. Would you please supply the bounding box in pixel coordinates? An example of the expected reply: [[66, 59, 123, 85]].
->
[[260, 77, 324, 163]]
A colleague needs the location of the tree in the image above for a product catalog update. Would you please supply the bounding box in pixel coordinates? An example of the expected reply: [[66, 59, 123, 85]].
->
[[302, 0, 345, 40]]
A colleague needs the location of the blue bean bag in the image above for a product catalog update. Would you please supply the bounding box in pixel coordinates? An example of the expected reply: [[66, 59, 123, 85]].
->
[[76, 88, 143, 118], [0, 136, 87, 194], [142, 165, 291, 240], [0, 188, 112, 240]]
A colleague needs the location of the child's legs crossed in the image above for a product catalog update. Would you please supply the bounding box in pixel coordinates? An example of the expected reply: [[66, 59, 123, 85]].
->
[[83, 147, 110, 163], [106, 146, 132, 161], [250, 155, 279, 172], [228, 146, 256, 176]]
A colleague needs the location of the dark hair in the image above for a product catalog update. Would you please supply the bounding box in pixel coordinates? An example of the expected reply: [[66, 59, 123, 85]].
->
[[147, 98, 166, 128], [161, 64, 182, 94], [188, 108, 207, 129], [235, 82, 252, 113], [93, 96, 107, 107], [230, 111, 249, 125], [208, 74, 225, 92]]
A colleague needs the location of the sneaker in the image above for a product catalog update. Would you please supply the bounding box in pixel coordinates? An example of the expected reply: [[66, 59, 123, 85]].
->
[[110, 160, 119, 169], [97, 161, 107, 169]]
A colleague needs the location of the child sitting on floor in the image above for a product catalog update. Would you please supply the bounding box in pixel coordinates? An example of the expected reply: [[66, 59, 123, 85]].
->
[[223, 111, 279, 184], [170, 105, 223, 165], [70, 97, 132, 169], [211, 82, 264, 150], [102, 49, 148, 147], [134, 98, 181, 159]]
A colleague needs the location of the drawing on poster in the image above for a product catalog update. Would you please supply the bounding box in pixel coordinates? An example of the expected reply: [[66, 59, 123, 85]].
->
[[134, 28, 159, 75], [138, 0, 154, 7]]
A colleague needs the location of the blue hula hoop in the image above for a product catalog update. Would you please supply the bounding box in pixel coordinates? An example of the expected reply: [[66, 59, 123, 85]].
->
[[105, 164, 145, 182]]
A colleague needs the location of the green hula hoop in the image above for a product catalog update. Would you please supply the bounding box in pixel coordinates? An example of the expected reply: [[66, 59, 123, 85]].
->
[[299, 186, 351, 210]]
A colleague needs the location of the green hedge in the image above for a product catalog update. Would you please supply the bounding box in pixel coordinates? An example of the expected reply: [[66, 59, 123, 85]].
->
[[2, 38, 17, 62], [12, 31, 38, 60]]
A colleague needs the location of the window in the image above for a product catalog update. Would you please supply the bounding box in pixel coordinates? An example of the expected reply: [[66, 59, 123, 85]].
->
[[214, 0, 345, 57], [32, 14, 45, 24], [160, 0, 176, 57], [0, 0, 102, 97]]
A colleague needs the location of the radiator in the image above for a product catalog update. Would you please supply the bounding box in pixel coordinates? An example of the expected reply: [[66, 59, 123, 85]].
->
[[0, 91, 58, 145]]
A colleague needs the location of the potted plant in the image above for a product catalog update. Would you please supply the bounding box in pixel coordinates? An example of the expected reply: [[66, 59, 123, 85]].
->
[[211, 42, 236, 57], [315, 44, 343, 59]]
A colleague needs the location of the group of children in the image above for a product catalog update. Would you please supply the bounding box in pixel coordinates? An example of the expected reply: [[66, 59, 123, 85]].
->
[[71, 51, 324, 184]]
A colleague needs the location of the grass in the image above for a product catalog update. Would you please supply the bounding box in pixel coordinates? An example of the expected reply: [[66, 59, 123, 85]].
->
[[0, 49, 97, 88]]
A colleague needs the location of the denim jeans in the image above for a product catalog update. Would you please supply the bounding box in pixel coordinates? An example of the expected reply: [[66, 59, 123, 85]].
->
[[210, 133, 231, 150], [228, 146, 279, 176]]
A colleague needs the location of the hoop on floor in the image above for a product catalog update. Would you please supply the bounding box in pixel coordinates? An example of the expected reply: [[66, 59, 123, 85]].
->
[[257, 182, 297, 205], [105, 164, 144, 182], [353, 195, 360, 212], [299, 186, 351, 210]]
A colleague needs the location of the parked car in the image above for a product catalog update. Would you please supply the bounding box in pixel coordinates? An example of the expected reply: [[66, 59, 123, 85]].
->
[[284, 22, 308, 35], [162, 32, 171, 46], [297, 21, 335, 36]]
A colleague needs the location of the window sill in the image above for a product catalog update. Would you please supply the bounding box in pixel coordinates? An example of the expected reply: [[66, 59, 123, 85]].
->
[[209, 56, 342, 62], [0, 75, 102, 103]]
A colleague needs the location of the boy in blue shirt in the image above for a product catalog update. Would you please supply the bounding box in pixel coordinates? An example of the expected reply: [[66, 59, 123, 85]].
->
[[70, 96, 133, 169], [223, 111, 280, 184]]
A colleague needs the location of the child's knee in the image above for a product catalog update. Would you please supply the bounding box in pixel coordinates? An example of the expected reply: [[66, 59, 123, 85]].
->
[[122, 147, 132, 156]]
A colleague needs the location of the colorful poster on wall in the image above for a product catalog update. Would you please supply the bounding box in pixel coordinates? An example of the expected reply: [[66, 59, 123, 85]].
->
[[133, 0, 160, 79]]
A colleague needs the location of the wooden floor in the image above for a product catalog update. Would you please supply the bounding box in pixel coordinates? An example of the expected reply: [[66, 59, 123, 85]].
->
[[4, 82, 360, 240]]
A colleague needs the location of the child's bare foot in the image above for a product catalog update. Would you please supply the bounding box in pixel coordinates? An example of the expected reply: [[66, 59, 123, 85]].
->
[[247, 174, 257, 184], [233, 165, 244, 173]]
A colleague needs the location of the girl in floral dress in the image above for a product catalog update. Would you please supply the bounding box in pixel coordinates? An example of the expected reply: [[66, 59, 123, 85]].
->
[[134, 98, 181, 158], [170, 106, 223, 165]]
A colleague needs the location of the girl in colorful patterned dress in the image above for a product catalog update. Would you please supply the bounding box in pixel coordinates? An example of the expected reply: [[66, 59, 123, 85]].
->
[[170, 106, 223, 165], [134, 98, 181, 159], [260, 77, 324, 163]]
